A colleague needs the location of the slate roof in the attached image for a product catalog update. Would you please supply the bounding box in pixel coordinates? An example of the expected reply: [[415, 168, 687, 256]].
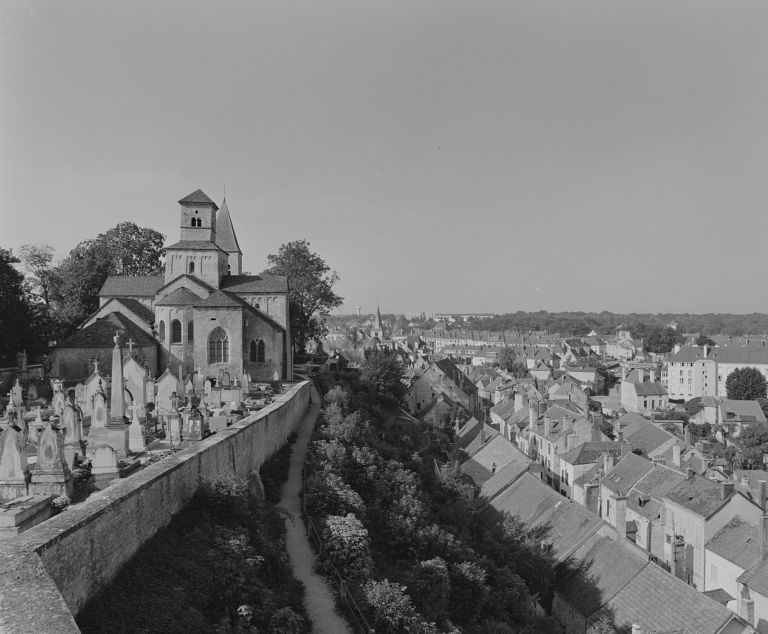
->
[[709, 347, 768, 365], [555, 535, 646, 618], [480, 458, 531, 499], [665, 474, 731, 518], [489, 398, 517, 422], [220, 274, 289, 293], [669, 345, 707, 363], [560, 441, 626, 467], [178, 188, 218, 208], [435, 358, 478, 396], [115, 298, 155, 323], [195, 289, 246, 308], [165, 240, 228, 253], [738, 556, 768, 596], [589, 560, 737, 633], [99, 275, 165, 297], [633, 381, 668, 397], [56, 312, 157, 350], [623, 420, 675, 455], [215, 198, 242, 254], [489, 474, 603, 562], [454, 417, 483, 450], [707, 516, 760, 570], [461, 435, 529, 489], [601, 453, 654, 497], [720, 399, 767, 424], [461, 423, 499, 456], [154, 288, 203, 306]]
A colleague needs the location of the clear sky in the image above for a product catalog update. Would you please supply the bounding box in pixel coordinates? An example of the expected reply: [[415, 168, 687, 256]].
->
[[2, 0, 768, 315]]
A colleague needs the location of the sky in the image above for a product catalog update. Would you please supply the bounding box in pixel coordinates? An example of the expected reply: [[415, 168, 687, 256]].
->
[[2, 0, 768, 316]]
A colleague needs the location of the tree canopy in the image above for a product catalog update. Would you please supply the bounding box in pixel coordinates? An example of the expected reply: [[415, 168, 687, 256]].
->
[[725, 367, 768, 401], [46, 223, 164, 338], [361, 350, 404, 396], [264, 239, 343, 354], [0, 248, 45, 362]]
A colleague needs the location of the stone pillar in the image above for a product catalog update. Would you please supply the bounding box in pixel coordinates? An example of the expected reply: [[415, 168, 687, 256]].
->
[[168, 394, 183, 446], [61, 398, 84, 470], [110, 333, 125, 422]]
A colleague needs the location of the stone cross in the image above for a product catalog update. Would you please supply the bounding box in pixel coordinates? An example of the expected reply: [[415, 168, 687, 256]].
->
[[128, 402, 142, 424], [93, 359, 100, 374], [127, 338, 135, 353]]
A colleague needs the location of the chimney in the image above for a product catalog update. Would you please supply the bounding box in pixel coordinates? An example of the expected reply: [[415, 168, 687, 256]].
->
[[672, 445, 681, 468], [703, 344, 709, 357], [544, 417, 551, 437], [721, 482, 734, 499], [686, 467, 695, 480], [650, 369, 656, 383], [528, 407, 536, 430], [674, 344, 681, 354], [631, 624, 644, 634], [613, 418, 621, 439], [480, 425, 486, 444], [514, 391, 522, 411], [603, 452, 614, 474], [684, 425, 691, 446], [615, 495, 627, 542]]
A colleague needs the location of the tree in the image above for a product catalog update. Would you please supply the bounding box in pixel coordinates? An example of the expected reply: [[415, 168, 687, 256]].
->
[[47, 222, 164, 337], [726, 367, 768, 401], [496, 347, 518, 371], [737, 425, 768, 469], [0, 248, 44, 362], [360, 350, 404, 396], [264, 240, 343, 355], [19, 243, 55, 308]]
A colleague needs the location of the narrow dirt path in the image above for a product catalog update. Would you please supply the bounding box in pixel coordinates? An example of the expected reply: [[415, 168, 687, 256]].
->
[[278, 386, 354, 634]]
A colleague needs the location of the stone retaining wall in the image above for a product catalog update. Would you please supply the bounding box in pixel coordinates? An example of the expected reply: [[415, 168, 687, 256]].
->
[[0, 381, 311, 633]]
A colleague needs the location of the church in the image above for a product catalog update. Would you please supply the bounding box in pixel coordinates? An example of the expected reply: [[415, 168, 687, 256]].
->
[[50, 189, 292, 383]]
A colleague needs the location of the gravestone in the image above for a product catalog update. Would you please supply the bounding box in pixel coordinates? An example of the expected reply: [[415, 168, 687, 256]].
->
[[90, 445, 119, 489], [184, 409, 204, 441], [10, 379, 23, 408], [168, 395, 183, 445], [273, 370, 280, 382], [74, 383, 87, 412], [240, 373, 250, 394], [87, 382, 129, 458], [123, 356, 149, 420], [219, 370, 231, 388], [27, 383, 38, 401], [155, 368, 178, 415], [176, 365, 187, 399], [29, 423, 73, 498], [204, 379, 212, 396], [0, 424, 29, 500], [52, 390, 66, 417], [83, 370, 108, 417], [61, 398, 84, 469], [128, 403, 146, 454]]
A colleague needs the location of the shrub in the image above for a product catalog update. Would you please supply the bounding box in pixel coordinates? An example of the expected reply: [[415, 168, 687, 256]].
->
[[322, 513, 372, 580]]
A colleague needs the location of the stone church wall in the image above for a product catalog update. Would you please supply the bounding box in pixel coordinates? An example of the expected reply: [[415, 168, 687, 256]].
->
[[0, 380, 311, 632], [50, 345, 158, 384]]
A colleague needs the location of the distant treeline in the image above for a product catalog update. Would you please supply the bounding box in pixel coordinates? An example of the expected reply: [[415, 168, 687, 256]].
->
[[454, 312, 768, 337]]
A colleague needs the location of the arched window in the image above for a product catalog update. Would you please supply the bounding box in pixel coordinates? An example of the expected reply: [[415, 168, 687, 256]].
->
[[158, 321, 165, 341], [171, 319, 182, 344], [188, 260, 195, 274], [208, 327, 229, 363], [190, 218, 196, 227], [187, 321, 194, 342], [197, 218, 202, 227], [257, 339, 265, 362], [249, 340, 258, 362]]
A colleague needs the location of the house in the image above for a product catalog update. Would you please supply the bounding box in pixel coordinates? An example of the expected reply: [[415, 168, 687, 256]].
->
[[460, 434, 530, 492], [558, 441, 628, 501], [410, 358, 479, 416], [50, 190, 291, 382], [620, 368, 669, 413], [664, 472, 763, 589]]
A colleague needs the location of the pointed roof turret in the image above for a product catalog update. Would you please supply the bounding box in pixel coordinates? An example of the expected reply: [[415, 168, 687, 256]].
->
[[215, 198, 242, 254], [375, 306, 383, 330], [178, 189, 218, 210]]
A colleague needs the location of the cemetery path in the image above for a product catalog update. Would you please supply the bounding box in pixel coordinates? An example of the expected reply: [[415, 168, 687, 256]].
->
[[277, 386, 354, 634]]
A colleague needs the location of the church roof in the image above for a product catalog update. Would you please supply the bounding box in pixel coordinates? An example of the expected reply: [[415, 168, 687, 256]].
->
[[100, 275, 165, 297], [215, 198, 242, 254], [154, 288, 203, 306], [220, 274, 288, 293], [165, 240, 228, 253], [56, 312, 156, 350], [178, 188, 218, 209], [195, 290, 246, 308], [113, 298, 155, 323]]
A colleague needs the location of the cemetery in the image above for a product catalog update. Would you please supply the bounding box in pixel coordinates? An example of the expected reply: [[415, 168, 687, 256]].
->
[[0, 331, 311, 633]]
